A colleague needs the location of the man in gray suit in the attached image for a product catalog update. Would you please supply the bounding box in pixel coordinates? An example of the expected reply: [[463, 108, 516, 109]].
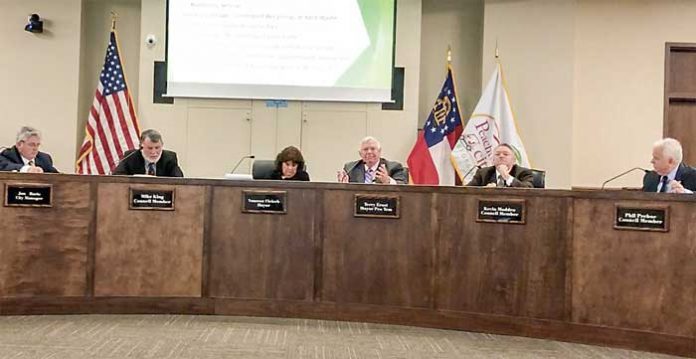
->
[[338, 136, 408, 184]]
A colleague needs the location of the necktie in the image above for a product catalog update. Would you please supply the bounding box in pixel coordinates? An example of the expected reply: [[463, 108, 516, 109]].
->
[[28, 160, 34, 166], [497, 175, 506, 187], [658, 176, 669, 193], [147, 162, 156, 176], [364, 168, 374, 183]]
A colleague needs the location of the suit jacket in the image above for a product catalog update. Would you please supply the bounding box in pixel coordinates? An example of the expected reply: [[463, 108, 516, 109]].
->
[[642, 163, 696, 192], [0, 146, 59, 173], [466, 165, 534, 188], [113, 149, 184, 177], [343, 158, 408, 184], [269, 169, 310, 181]]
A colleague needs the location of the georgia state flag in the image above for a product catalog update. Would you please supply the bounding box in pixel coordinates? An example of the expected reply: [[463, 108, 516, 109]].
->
[[407, 66, 463, 185]]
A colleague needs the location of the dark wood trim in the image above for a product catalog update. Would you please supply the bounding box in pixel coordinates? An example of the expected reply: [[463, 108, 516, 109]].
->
[[312, 188, 325, 302], [664, 42, 696, 136], [200, 185, 213, 298], [85, 181, 98, 297]]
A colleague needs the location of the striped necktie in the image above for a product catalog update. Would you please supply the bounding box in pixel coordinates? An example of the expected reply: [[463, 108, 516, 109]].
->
[[364, 168, 374, 183], [147, 162, 156, 176], [658, 176, 669, 193]]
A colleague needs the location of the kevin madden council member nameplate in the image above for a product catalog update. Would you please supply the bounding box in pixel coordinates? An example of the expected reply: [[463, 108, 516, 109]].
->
[[476, 199, 526, 224]]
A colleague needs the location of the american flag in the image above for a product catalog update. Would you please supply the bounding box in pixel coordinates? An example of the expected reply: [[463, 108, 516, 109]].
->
[[407, 65, 463, 185], [76, 31, 140, 174]]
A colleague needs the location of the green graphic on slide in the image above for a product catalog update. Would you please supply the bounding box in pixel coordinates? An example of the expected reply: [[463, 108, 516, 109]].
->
[[335, 0, 395, 89]]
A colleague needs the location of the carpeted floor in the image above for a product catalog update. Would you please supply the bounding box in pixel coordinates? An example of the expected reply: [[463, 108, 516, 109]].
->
[[0, 315, 683, 358]]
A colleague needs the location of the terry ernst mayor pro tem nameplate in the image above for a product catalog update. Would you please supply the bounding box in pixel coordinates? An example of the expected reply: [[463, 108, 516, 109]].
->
[[4, 183, 53, 207], [354, 194, 400, 219], [129, 188, 175, 210], [476, 199, 526, 224]]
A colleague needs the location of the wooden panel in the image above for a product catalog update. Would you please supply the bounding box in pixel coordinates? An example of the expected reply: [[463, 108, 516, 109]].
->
[[208, 186, 316, 301], [666, 102, 696, 164], [94, 183, 204, 297], [667, 50, 696, 93], [436, 193, 569, 320], [572, 199, 696, 337], [664, 43, 696, 165], [322, 189, 434, 308], [0, 180, 90, 297]]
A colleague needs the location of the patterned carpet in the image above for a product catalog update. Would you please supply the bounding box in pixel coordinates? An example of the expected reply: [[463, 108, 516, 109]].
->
[[0, 315, 683, 358]]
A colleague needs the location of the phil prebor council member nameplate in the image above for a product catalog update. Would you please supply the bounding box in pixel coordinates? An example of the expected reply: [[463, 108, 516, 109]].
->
[[476, 199, 526, 224], [4, 183, 53, 208], [129, 188, 175, 211], [614, 205, 668, 232], [242, 191, 287, 214]]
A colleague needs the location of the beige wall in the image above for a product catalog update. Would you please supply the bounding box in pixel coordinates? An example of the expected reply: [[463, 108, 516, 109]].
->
[[573, 0, 696, 188], [420, 0, 483, 125], [483, 0, 576, 188], [137, 0, 423, 181], [483, 0, 696, 188], [3, 0, 695, 188], [0, 0, 83, 173], [77, 0, 141, 157]]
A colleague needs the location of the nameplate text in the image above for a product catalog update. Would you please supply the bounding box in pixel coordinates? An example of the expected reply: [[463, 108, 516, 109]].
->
[[615, 206, 668, 232], [4, 184, 52, 208], [243, 191, 287, 214], [129, 189, 175, 210], [477, 199, 526, 224], [354, 195, 400, 219]]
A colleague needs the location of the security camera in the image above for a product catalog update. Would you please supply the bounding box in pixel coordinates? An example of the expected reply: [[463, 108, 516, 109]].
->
[[25, 14, 43, 33], [145, 34, 157, 47]]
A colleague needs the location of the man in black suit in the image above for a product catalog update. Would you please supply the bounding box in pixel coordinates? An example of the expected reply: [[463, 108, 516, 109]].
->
[[113, 129, 184, 177], [642, 138, 696, 193], [337, 136, 408, 184], [0, 126, 59, 173], [466, 143, 533, 188]]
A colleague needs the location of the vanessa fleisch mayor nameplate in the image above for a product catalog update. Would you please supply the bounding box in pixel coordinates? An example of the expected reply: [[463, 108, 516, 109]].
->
[[615, 205, 668, 232], [242, 191, 287, 214], [4, 183, 53, 207], [476, 199, 526, 224], [129, 188, 175, 210], [354, 194, 400, 219]]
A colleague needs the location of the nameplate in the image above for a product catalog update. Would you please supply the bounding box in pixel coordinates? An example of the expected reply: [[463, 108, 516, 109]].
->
[[476, 199, 526, 224], [354, 195, 400, 219], [615, 205, 668, 232], [129, 189, 175, 210], [242, 191, 287, 214], [4, 183, 53, 208]]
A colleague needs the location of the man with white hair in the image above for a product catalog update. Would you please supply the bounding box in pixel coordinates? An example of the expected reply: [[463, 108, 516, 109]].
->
[[0, 126, 59, 173], [642, 138, 696, 193], [337, 136, 408, 184]]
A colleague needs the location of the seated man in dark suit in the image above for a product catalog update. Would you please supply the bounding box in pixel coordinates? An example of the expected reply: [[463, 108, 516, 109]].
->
[[0, 126, 59, 173], [642, 138, 696, 193], [466, 143, 533, 188], [113, 129, 184, 177], [337, 136, 408, 184]]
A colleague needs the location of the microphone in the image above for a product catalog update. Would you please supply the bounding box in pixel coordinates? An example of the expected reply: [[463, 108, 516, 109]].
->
[[110, 147, 142, 175], [461, 164, 482, 183], [230, 155, 255, 174], [601, 167, 649, 189]]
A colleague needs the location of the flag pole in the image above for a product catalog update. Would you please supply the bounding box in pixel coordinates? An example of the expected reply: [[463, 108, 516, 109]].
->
[[447, 45, 452, 66], [495, 38, 500, 60], [110, 11, 118, 31]]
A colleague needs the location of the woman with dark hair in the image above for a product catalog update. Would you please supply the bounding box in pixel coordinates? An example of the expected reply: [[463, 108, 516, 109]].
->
[[270, 146, 310, 181]]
